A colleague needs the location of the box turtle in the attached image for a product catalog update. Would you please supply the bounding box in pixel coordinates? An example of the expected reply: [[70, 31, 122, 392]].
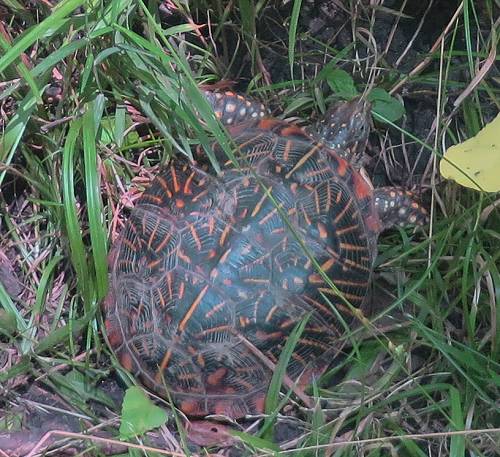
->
[[104, 90, 427, 418]]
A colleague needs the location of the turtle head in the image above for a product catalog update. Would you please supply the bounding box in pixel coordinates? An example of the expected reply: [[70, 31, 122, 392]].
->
[[310, 97, 371, 162]]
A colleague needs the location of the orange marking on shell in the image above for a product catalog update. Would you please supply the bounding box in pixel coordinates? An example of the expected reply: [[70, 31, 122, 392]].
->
[[340, 242, 367, 252], [176, 198, 185, 208], [207, 217, 215, 235], [197, 354, 205, 368], [243, 278, 270, 284], [208, 248, 217, 259], [180, 400, 199, 415], [219, 225, 232, 246], [308, 273, 323, 284], [225, 91, 235, 96], [332, 278, 369, 287], [165, 272, 173, 299], [205, 301, 225, 318], [333, 197, 353, 224], [254, 395, 266, 413], [214, 400, 234, 415], [256, 330, 283, 341], [156, 175, 173, 198], [120, 352, 133, 371], [335, 224, 359, 236], [147, 258, 162, 269], [297, 337, 330, 350], [342, 258, 370, 272], [192, 189, 208, 202], [259, 207, 279, 225], [335, 156, 348, 177], [292, 351, 307, 366], [156, 289, 165, 308], [319, 287, 363, 302], [141, 194, 163, 205], [301, 207, 312, 225], [170, 166, 180, 192], [251, 190, 270, 217], [324, 183, 332, 211], [285, 143, 321, 179], [302, 296, 332, 316], [283, 139, 292, 163], [199, 324, 232, 337], [122, 238, 136, 251], [352, 172, 372, 199], [178, 249, 191, 264], [183, 171, 195, 195], [207, 367, 227, 386], [179, 285, 209, 332], [223, 278, 232, 286], [105, 322, 123, 347], [179, 281, 185, 299], [265, 305, 279, 323], [280, 125, 306, 137], [239, 316, 250, 327], [157, 348, 172, 377], [154, 232, 172, 254], [189, 224, 202, 251], [317, 222, 328, 239], [321, 257, 336, 271], [257, 118, 281, 130]]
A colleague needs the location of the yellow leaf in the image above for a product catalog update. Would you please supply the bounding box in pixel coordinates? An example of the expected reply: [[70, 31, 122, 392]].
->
[[440, 113, 500, 192]]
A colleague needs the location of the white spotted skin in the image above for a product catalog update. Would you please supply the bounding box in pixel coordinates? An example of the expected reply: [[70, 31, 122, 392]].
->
[[374, 187, 428, 231], [203, 90, 269, 127]]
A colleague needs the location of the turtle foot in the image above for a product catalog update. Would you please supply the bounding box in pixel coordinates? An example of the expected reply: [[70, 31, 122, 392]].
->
[[374, 187, 428, 231]]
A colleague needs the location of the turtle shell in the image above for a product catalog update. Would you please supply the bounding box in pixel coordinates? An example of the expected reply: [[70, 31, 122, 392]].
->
[[104, 120, 380, 418]]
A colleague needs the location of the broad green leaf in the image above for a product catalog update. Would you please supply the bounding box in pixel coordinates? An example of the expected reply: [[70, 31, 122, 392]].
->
[[59, 370, 115, 408], [440, 113, 500, 192], [368, 88, 405, 123], [119, 386, 168, 439], [325, 68, 358, 99]]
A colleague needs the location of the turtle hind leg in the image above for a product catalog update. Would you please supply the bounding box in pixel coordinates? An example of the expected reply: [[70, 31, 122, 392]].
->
[[374, 187, 429, 231], [202, 90, 268, 127]]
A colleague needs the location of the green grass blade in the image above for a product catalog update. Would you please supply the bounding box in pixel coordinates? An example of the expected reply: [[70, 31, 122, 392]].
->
[[0, 0, 84, 74], [82, 98, 108, 301], [288, 0, 302, 82], [265, 314, 310, 414], [62, 118, 92, 308]]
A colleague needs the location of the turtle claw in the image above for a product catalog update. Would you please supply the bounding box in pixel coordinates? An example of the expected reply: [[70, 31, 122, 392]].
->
[[373, 187, 429, 231]]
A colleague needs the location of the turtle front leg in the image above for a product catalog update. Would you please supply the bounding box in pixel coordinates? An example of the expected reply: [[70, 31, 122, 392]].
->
[[373, 187, 428, 231]]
